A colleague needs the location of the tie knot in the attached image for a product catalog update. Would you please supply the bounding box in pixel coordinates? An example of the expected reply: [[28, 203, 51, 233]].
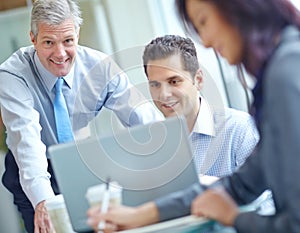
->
[[55, 78, 64, 93]]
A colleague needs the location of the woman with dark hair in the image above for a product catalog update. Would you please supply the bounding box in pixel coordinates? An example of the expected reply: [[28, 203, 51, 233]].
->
[[87, 1, 300, 232], [177, 0, 300, 232], [177, 0, 300, 75]]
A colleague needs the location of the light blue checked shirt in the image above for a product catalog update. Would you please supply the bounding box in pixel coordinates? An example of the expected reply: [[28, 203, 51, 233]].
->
[[0, 45, 162, 208], [190, 98, 259, 177]]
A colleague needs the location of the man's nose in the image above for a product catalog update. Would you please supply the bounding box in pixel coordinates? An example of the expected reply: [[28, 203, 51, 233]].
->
[[158, 84, 172, 101], [53, 43, 67, 57]]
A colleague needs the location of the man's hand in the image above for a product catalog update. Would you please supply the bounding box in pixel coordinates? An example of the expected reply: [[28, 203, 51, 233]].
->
[[34, 200, 54, 233]]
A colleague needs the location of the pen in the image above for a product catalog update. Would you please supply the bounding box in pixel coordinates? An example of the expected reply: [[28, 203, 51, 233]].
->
[[97, 178, 110, 233]]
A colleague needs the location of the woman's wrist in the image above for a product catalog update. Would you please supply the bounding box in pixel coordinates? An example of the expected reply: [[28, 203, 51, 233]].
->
[[134, 202, 160, 227]]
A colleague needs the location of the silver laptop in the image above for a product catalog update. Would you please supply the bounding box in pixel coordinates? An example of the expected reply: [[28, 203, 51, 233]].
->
[[48, 116, 200, 233]]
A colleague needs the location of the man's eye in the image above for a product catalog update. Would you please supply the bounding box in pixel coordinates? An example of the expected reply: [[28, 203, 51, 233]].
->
[[65, 39, 74, 44], [170, 80, 180, 85], [149, 82, 160, 88], [43, 41, 53, 47]]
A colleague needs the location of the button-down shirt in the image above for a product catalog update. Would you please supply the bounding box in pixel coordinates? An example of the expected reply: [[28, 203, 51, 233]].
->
[[156, 98, 259, 221], [0, 45, 162, 208], [191, 98, 259, 176]]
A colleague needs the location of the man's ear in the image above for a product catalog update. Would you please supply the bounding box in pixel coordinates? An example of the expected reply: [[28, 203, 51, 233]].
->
[[30, 31, 36, 45], [194, 69, 204, 91], [76, 27, 80, 41]]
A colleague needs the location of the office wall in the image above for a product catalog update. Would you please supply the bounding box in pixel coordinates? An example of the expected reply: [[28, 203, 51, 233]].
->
[[0, 7, 31, 64]]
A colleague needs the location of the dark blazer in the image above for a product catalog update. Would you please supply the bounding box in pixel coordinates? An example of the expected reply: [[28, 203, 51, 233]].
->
[[226, 25, 300, 232]]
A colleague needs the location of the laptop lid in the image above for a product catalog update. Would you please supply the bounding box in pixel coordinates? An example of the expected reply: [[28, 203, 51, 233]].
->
[[48, 116, 200, 233]]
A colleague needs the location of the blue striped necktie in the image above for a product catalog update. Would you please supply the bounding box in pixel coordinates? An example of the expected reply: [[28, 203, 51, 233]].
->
[[54, 77, 74, 143]]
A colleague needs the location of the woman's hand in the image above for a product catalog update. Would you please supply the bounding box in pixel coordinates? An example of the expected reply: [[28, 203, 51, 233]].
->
[[191, 188, 239, 226], [87, 202, 159, 232]]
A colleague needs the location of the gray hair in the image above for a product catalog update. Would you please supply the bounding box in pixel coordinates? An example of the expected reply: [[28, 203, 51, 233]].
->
[[31, 0, 83, 37]]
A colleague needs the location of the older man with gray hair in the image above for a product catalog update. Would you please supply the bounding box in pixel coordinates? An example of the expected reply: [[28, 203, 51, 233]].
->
[[0, 0, 161, 232]]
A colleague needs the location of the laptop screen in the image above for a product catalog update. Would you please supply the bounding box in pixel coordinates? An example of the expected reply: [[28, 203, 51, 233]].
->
[[49, 116, 200, 232]]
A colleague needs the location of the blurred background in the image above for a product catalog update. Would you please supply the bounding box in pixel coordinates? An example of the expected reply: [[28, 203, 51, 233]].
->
[[0, 0, 299, 232]]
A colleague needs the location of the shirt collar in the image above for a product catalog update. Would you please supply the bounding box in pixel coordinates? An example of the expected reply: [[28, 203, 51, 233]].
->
[[192, 96, 216, 137], [33, 52, 74, 91]]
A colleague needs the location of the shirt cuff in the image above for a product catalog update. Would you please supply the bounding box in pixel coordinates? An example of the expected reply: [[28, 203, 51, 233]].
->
[[27, 178, 55, 209]]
